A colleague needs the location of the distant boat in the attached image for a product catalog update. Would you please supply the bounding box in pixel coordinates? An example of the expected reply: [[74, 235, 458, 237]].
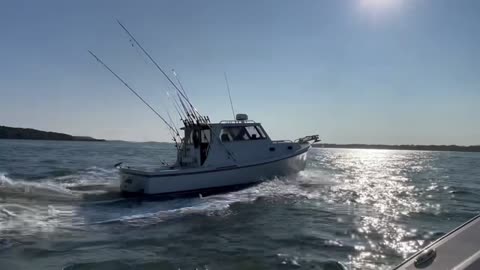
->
[[118, 114, 319, 196]]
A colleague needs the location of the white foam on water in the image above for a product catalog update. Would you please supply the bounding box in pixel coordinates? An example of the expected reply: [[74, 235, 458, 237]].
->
[[0, 172, 79, 201], [55, 167, 119, 189], [0, 201, 77, 237], [0, 165, 334, 233], [0, 169, 122, 236], [94, 172, 333, 227]]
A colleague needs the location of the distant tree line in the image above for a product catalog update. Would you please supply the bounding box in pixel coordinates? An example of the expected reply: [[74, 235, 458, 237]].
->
[[0, 126, 103, 141]]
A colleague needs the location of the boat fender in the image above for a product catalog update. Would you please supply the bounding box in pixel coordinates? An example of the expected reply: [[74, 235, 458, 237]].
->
[[323, 260, 348, 270], [414, 248, 436, 268]]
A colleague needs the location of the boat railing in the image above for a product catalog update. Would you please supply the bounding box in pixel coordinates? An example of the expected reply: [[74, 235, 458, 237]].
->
[[219, 120, 256, 124]]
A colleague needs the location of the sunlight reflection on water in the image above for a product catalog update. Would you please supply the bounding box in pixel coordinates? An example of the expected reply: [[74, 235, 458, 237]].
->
[[318, 149, 444, 267]]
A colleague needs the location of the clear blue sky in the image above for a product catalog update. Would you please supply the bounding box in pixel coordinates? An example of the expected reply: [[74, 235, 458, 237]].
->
[[1, 0, 479, 144]]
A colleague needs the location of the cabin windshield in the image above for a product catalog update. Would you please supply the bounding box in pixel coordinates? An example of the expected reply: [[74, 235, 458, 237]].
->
[[219, 125, 267, 142]]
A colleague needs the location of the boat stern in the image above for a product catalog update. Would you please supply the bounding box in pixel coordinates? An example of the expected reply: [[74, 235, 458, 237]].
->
[[119, 170, 146, 195]]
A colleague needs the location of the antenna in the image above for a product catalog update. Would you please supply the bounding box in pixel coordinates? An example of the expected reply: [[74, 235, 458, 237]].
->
[[224, 72, 236, 119]]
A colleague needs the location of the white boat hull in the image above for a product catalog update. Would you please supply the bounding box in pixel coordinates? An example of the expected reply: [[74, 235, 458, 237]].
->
[[120, 147, 309, 195]]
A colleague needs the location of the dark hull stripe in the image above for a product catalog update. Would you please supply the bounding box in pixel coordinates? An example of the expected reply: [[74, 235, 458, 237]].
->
[[121, 146, 310, 178]]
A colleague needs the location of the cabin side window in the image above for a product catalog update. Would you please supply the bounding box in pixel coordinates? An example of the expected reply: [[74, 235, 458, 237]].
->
[[220, 126, 248, 142], [219, 125, 266, 142], [219, 128, 233, 142]]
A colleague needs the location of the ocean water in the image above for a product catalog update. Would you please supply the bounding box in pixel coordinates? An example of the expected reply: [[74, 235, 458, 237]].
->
[[0, 139, 479, 270]]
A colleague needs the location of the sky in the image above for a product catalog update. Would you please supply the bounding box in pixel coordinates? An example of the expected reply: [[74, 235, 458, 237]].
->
[[1, 0, 479, 145]]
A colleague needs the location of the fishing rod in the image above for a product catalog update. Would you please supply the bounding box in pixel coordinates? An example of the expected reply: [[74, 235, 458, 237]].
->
[[172, 69, 208, 124], [165, 110, 181, 144], [170, 69, 203, 124], [116, 21, 235, 160], [224, 72, 236, 120], [118, 20, 206, 125], [166, 110, 178, 133], [171, 69, 199, 122], [172, 69, 190, 102], [167, 91, 187, 123], [160, 97, 180, 137], [88, 50, 180, 144], [177, 92, 196, 123], [117, 20, 201, 119], [169, 89, 192, 124]]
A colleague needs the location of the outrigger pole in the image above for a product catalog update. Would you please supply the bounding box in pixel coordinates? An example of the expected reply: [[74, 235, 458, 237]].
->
[[115, 20, 236, 161], [116, 20, 204, 123], [88, 50, 180, 146]]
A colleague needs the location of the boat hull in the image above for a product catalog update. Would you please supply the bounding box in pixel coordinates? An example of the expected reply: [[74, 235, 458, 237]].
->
[[120, 148, 309, 196]]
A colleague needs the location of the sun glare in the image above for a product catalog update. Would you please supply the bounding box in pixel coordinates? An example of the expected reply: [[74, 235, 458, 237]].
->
[[359, 0, 403, 12]]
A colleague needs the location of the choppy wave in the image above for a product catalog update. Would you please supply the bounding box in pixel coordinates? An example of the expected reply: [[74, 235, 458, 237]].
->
[[1, 142, 479, 270], [0, 167, 325, 238], [0, 168, 121, 238], [0, 148, 336, 233], [99, 172, 329, 226]]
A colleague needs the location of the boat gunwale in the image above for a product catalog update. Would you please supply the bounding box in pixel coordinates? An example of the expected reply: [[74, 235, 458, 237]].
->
[[393, 214, 480, 269]]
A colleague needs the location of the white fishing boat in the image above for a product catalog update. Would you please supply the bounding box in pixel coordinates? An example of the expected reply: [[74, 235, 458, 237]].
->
[[89, 21, 319, 196], [118, 114, 319, 195]]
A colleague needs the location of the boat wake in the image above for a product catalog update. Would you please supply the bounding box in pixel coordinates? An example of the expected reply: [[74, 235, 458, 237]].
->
[[0, 167, 332, 237], [85, 168, 333, 227], [0, 168, 121, 203], [0, 172, 80, 201]]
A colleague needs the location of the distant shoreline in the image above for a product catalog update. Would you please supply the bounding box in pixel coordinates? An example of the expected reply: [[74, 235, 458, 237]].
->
[[1, 125, 478, 151], [0, 125, 104, 142], [313, 144, 480, 152]]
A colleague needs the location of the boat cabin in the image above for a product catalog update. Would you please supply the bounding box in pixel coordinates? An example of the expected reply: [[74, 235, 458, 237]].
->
[[177, 114, 297, 168]]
